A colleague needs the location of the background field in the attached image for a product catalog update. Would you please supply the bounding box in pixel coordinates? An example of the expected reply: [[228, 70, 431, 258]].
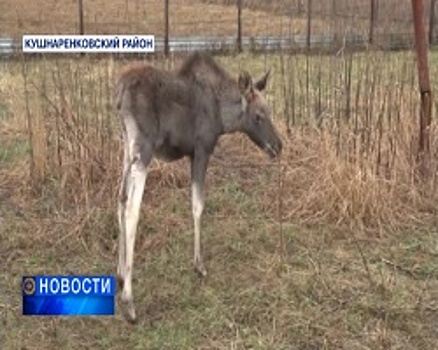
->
[[1, 0, 435, 44], [0, 0, 324, 37], [1, 0, 438, 349]]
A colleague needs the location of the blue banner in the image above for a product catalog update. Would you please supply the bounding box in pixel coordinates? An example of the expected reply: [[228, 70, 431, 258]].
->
[[22, 276, 116, 316]]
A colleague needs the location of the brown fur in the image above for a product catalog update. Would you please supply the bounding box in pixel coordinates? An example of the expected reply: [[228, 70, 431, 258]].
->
[[115, 52, 282, 322]]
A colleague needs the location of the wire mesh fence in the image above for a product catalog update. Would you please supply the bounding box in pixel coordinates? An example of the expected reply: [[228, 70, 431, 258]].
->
[[0, 0, 437, 53]]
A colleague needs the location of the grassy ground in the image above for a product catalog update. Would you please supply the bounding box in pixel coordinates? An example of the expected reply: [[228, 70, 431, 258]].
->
[[1, 154, 437, 349], [1, 51, 438, 349], [1, 145, 437, 349]]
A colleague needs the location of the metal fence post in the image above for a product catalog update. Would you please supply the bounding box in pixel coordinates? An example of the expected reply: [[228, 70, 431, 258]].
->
[[306, 0, 312, 50], [164, 0, 169, 57], [78, 0, 84, 35], [411, 0, 433, 176], [237, 0, 242, 52], [369, 0, 377, 44], [429, 0, 437, 46]]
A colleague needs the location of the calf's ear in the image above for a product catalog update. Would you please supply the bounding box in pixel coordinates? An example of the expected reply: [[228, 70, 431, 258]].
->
[[238, 71, 253, 95], [254, 69, 271, 91]]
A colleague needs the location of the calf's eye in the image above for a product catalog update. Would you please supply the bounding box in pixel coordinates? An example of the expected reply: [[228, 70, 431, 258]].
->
[[255, 114, 262, 124]]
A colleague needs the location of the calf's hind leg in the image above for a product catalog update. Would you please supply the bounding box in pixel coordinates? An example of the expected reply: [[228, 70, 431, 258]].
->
[[117, 139, 130, 287], [119, 139, 153, 323]]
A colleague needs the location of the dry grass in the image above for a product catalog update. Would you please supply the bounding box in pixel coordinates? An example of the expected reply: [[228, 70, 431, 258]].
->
[[1, 51, 438, 348], [201, 0, 420, 39], [1, 131, 438, 349], [202, 0, 418, 27], [3, 50, 438, 228]]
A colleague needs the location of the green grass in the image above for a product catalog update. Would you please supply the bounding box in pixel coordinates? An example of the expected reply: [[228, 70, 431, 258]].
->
[[1, 178, 438, 349], [0, 137, 29, 164]]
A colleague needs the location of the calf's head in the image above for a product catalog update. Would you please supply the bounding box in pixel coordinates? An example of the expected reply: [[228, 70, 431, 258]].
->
[[237, 70, 282, 158]]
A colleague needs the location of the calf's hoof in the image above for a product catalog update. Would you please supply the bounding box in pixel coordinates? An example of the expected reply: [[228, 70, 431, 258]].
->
[[125, 304, 137, 324], [121, 293, 137, 323], [194, 260, 207, 278]]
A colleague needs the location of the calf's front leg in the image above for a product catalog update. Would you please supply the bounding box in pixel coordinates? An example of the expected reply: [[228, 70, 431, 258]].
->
[[191, 150, 210, 277]]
